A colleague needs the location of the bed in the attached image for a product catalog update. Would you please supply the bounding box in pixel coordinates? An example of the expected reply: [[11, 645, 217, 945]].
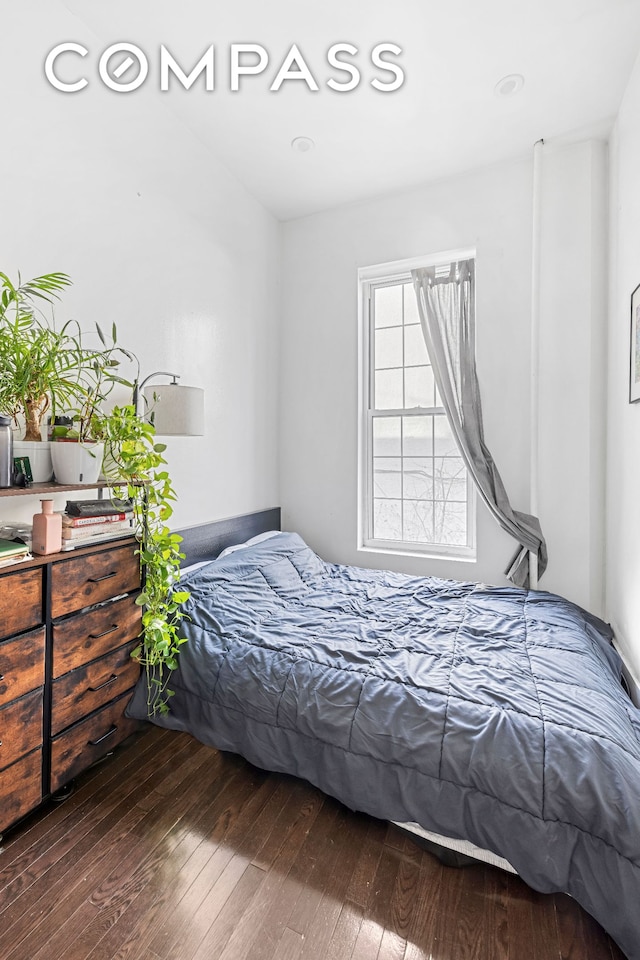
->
[[126, 510, 640, 960]]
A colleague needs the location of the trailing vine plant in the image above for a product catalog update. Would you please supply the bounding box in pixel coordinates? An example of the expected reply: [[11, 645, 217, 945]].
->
[[95, 403, 190, 716]]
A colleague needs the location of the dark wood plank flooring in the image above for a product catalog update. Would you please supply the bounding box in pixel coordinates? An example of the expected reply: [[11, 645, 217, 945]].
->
[[0, 725, 627, 960]]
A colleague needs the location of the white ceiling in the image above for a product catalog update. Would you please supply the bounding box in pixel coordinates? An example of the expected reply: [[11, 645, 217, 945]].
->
[[60, 0, 640, 220]]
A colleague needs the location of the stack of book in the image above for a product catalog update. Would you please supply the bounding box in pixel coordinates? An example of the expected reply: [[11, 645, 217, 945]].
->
[[60, 499, 134, 551], [0, 538, 31, 568]]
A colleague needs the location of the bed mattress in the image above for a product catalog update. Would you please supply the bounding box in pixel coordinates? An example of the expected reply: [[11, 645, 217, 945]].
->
[[127, 531, 640, 959]]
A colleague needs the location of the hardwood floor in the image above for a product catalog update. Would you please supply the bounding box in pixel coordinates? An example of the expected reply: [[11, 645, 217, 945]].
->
[[0, 725, 627, 960]]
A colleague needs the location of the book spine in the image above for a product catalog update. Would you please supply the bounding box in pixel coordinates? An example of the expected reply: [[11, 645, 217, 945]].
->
[[62, 520, 131, 540], [0, 554, 31, 568], [0, 547, 30, 560], [65, 499, 132, 517], [60, 530, 134, 551], [62, 512, 130, 528]]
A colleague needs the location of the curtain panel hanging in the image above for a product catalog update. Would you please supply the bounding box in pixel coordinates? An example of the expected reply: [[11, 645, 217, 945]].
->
[[412, 260, 546, 588]]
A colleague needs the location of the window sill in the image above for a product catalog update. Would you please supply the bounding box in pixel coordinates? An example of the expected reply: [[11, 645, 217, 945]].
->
[[358, 543, 476, 563]]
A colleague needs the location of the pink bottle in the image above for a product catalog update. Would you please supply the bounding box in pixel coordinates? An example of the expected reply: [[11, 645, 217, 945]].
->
[[32, 499, 62, 555]]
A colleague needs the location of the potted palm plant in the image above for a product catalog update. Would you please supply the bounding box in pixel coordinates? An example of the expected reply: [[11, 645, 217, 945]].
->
[[0, 271, 84, 480]]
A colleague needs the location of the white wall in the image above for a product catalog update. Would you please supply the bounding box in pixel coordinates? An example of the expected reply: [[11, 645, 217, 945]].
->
[[0, 3, 280, 530], [606, 46, 640, 687], [280, 144, 608, 611], [538, 140, 608, 613]]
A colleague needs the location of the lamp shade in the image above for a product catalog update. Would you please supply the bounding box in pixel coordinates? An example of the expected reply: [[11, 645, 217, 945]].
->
[[142, 383, 205, 436]]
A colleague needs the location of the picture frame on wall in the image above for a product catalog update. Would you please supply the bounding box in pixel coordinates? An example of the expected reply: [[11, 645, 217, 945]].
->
[[630, 282, 640, 403]]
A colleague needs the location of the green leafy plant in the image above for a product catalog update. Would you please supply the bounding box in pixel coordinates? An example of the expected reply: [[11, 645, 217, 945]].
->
[[58, 323, 138, 443], [94, 403, 189, 715], [0, 270, 71, 325], [0, 271, 88, 439]]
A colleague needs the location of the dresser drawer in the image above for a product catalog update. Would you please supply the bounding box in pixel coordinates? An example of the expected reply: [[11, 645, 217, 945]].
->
[[0, 568, 43, 640], [51, 543, 140, 618], [51, 642, 140, 735], [0, 749, 42, 834], [0, 628, 45, 707], [0, 688, 43, 772], [50, 691, 140, 792], [52, 594, 141, 678]]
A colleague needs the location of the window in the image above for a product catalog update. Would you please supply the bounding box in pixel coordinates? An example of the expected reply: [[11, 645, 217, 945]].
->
[[358, 254, 475, 559]]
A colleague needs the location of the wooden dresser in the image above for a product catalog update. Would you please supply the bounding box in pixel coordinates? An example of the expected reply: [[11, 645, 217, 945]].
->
[[0, 537, 142, 838]]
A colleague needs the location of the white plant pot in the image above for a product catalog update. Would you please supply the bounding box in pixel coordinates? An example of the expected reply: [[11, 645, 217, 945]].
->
[[13, 440, 54, 483], [51, 441, 105, 485]]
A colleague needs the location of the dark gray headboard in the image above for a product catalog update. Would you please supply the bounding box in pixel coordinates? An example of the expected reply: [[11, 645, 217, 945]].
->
[[174, 507, 281, 566]]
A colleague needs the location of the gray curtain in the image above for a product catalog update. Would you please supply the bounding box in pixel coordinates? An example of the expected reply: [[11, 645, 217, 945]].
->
[[412, 259, 546, 588]]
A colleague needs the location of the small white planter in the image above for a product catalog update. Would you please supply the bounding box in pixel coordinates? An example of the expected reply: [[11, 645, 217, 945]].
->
[[51, 441, 105, 485], [13, 440, 54, 483]]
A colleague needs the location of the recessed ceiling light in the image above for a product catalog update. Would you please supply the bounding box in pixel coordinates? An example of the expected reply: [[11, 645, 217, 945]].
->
[[494, 74, 525, 98], [291, 136, 315, 153]]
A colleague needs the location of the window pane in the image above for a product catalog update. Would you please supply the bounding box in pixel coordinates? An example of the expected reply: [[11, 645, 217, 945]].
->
[[404, 324, 429, 367], [403, 500, 434, 543], [433, 457, 467, 501], [375, 369, 403, 409], [374, 499, 402, 540], [363, 264, 472, 556], [433, 415, 459, 456], [374, 284, 402, 328], [405, 366, 434, 408], [373, 417, 401, 456], [403, 458, 433, 500], [403, 283, 420, 325], [375, 326, 403, 370], [434, 502, 467, 545], [374, 458, 401, 498], [402, 416, 432, 456]]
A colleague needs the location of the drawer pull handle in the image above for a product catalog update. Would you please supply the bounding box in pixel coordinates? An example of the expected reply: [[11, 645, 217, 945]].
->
[[88, 674, 118, 693], [88, 725, 117, 746], [88, 572, 117, 583], [89, 625, 118, 640]]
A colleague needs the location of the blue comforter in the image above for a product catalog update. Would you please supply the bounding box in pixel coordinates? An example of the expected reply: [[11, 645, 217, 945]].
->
[[127, 532, 640, 958]]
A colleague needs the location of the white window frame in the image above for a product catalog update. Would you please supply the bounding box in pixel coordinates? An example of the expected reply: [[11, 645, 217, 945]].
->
[[357, 250, 477, 561]]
